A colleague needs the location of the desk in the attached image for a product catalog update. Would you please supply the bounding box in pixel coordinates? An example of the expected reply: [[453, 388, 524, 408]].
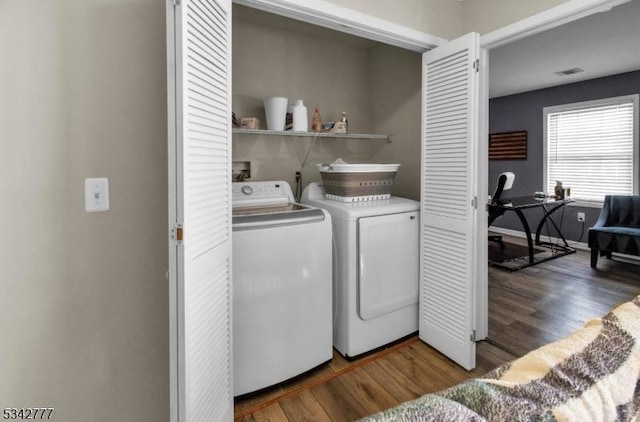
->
[[488, 195, 576, 270]]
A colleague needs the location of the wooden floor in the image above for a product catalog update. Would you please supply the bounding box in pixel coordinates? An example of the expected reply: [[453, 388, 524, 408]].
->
[[235, 239, 640, 421]]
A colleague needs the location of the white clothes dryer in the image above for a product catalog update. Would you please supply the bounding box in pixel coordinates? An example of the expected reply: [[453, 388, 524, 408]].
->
[[302, 182, 419, 358], [232, 181, 332, 396]]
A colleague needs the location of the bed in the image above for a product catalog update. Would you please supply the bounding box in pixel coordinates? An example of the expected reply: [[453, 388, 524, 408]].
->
[[361, 296, 640, 422]]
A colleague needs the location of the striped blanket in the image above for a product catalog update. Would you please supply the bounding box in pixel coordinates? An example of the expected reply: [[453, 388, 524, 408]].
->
[[361, 296, 640, 422]]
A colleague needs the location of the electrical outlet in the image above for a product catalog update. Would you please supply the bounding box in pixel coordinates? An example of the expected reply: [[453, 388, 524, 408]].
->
[[577, 212, 585, 222]]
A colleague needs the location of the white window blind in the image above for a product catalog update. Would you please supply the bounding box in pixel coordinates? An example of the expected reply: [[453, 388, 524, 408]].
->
[[544, 94, 638, 204]]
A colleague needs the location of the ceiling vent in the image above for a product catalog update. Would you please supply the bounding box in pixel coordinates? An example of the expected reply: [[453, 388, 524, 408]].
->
[[554, 67, 584, 76]]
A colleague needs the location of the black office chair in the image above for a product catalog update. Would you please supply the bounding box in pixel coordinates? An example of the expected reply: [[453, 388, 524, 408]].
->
[[488, 172, 515, 248]]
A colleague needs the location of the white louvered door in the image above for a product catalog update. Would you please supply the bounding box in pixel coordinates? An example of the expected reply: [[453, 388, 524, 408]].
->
[[167, 0, 233, 421], [420, 33, 481, 371]]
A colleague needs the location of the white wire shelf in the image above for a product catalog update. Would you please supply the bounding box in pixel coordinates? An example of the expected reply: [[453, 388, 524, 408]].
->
[[232, 128, 391, 141]]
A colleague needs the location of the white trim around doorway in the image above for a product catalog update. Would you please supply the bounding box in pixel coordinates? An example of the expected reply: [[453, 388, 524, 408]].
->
[[480, 0, 632, 50], [232, 0, 446, 52], [234, 0, 631, 53]]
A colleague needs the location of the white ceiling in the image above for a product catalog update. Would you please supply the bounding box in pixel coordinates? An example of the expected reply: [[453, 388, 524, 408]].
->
[[488, 0, 640, 98]]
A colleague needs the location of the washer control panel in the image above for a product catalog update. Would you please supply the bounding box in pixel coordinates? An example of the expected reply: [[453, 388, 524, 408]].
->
[[232, 181, 294, 206]]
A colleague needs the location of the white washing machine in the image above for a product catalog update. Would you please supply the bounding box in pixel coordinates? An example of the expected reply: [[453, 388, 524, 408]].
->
[[232, 181, 332, 396], [302, 182, 420, 358]]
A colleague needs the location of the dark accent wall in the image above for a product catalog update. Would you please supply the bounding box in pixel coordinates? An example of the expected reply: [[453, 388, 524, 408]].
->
[[489, 70, 640, 242]]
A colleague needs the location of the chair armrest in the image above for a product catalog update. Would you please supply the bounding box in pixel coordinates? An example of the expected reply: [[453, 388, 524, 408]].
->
[[592, 196, 611, 229]]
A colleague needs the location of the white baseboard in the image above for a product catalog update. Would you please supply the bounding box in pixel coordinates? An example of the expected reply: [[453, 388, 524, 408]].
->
[[488, 227, 590, 251], [489, 227, 640, 265]]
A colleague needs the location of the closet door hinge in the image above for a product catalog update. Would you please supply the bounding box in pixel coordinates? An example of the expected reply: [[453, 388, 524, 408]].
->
[[473, 59, 480, 73], [171, 223, 184, 245], [471, 196, 478, 209], [470, 330, 477, 342], [172, 0, 181, 6]]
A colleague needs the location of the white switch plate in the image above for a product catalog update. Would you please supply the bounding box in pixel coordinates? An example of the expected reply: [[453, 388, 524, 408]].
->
[[85, 178, 109, 212]]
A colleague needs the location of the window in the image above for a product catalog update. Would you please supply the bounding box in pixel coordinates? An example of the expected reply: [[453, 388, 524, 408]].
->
[[544, 94, 639, 205]]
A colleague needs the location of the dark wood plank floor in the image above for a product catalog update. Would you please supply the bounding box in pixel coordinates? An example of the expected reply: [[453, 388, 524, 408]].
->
[[235, 239, 640, 421]]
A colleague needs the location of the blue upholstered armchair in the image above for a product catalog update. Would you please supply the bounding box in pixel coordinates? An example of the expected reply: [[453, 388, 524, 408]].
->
[[588, 195, 640, 268]]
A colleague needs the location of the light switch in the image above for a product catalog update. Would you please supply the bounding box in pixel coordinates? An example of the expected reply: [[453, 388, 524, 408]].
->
[[85, 178, 110, 212]]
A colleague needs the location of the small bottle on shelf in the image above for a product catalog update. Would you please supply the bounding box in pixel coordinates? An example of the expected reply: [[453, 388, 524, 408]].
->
[[292, 99, 308, 132], [340, 111, 348, 133], [311, 106, 322, 132]]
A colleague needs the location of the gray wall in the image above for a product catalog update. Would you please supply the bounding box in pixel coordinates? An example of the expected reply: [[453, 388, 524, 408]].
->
[[0, 1, 169, 421], [370, 44, 422, 200], [489, 70, 640, 242]]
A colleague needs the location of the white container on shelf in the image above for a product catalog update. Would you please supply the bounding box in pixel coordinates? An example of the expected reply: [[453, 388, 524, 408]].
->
[[292, 99, 308, 132], [263, 96, 288, 131]]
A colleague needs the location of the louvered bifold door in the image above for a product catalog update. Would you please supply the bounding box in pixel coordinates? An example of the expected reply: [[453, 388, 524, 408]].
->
[[167, 0, 233, 421], [420, 33, 480, 371]]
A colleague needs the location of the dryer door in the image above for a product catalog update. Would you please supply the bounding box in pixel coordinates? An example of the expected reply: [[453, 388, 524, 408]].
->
[[357, 211, 419, 321]]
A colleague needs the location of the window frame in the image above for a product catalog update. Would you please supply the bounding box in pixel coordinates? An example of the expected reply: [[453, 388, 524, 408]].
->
[[543, 93, 639, 208]]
